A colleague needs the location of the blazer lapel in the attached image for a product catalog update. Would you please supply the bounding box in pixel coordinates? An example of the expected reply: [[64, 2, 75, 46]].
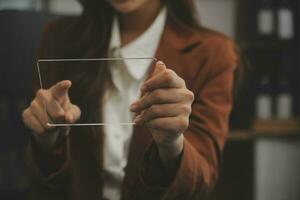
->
[[154, 15, 204, 88]]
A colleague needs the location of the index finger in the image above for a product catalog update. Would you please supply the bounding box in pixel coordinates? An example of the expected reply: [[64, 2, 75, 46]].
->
[[50, 80, 71, 102]]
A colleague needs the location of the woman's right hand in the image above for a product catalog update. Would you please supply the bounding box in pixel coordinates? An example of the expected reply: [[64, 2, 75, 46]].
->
[[22, 80, 81, 152]]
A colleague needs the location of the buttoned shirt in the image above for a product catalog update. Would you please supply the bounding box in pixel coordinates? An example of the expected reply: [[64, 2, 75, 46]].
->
[[102, 7, 167, 200]]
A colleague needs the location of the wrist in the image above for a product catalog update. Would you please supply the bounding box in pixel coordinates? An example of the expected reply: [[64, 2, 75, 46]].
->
[[33, 129, 66, 153], [156, 134, 184, 173], [33, 132, 59, 152], [157, 134, 184, 154]]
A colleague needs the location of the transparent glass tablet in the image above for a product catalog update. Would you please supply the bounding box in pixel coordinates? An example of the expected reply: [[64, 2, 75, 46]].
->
[[36, 57, 157, 127]]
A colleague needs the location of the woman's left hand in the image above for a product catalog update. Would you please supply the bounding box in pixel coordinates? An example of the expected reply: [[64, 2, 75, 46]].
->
[[130, 61, 194, 168]]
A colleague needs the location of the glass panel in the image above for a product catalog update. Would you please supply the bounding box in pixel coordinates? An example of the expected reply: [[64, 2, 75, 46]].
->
[[36, 57, 157, 127]]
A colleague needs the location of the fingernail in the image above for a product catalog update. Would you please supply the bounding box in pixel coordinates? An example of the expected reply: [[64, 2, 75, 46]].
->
[[60, 80, 71, 88], [58, 82, 67, 87], [133, 115, 142, 124], [157, 61, 165, 65], [130, 103, 138, 111]]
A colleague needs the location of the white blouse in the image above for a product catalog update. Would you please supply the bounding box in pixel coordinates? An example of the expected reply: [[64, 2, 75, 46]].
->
[[102, 7, 167, 200]]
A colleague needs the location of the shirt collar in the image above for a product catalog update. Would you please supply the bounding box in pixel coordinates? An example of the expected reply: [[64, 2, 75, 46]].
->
[[109, 7, 167, 81]]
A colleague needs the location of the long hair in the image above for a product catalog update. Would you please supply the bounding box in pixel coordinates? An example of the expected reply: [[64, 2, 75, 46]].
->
[[73, 0, 200, 61], [63, 0, 201, 123], [78, 0, 199, 28]]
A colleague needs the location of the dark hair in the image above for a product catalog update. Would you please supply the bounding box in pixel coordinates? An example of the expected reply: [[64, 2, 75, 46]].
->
[[78, 0, 199, 27], [74, 0, 200, 58]]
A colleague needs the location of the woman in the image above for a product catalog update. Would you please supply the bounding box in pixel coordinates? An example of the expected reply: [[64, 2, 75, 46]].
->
[[22, 0, 238, 199]]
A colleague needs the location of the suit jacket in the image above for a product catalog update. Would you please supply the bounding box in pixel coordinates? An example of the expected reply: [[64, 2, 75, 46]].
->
[[26, 12, 237, 200]]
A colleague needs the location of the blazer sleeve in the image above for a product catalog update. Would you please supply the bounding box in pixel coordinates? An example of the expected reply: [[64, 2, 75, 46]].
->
[[137, 37, 237, 199], [25, 22, 70, 198]]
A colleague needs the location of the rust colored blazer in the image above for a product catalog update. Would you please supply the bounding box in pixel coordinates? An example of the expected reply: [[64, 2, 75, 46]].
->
[[26, 12, 237, 200]]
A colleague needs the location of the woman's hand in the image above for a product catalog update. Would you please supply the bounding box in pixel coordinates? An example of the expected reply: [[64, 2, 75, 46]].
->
[[22, 80, 81, 152], [130, 61, 194, 170]]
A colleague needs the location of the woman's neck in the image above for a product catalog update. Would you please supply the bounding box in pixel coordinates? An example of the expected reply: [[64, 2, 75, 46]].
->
[[118, 1, 162, 46]]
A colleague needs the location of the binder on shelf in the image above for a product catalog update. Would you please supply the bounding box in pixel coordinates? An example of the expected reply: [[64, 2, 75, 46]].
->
[[277, 0, 295, 40], [257, 0, 275, 36]]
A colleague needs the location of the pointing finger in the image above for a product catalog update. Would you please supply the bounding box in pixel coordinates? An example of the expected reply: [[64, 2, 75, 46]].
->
[[50, 80, 72, 103]]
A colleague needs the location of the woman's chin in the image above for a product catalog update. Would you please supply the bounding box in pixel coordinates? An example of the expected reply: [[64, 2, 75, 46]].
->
[[115, 6, 137, 14], [111, 1, 139, 14]]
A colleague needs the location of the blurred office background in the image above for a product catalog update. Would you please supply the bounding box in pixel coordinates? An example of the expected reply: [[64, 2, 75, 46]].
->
[[0, 0, 299, 199]]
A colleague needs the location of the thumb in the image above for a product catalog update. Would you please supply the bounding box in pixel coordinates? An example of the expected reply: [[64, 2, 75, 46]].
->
[[152, 61, 167, 76], [139, 61, 166, 97], [50, 80, 72, 102]]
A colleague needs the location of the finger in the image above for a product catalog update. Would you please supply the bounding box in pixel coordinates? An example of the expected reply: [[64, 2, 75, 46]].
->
[[141, 61, 166, 92], [141, 68, 185, 93], [130, 88, 190, 112], [133, 109, 146, 123], [50, 80, 71, 103], [29, 100, 55, 130], [152, 61, 166, 76], [146, 116, 189, 134], [64, 104, 81, 123], [22, 109, 45, 134], [36, 90, 65, 121], [140, 61, 166, 97], [137, 104, 191, 123]]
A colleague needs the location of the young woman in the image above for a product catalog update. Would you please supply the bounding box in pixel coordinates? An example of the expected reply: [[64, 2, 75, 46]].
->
[[22, 0, 238, 199]]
